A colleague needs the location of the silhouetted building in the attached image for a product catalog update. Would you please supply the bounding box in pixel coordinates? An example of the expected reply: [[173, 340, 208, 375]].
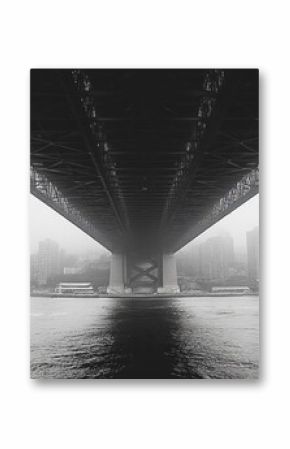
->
[[247, 226, 259, 286]]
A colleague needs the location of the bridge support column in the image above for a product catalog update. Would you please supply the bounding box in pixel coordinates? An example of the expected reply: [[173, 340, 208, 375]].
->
[[107, 253, 126, 295], [158, 253, 180, 294], [107, 252, 179, 295]]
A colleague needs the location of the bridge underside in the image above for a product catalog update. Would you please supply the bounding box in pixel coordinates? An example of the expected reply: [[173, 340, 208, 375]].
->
[[31, 69, 258, 293]]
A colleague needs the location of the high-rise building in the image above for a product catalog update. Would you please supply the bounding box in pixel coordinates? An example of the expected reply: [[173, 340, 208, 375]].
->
[[37, 239, 61, 285], [246, 226, 259, 285], [198, 233, 234, 282]]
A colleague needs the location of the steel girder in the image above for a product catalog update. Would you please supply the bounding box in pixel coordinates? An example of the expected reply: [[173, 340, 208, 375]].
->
[[31, 69, 258, 253]]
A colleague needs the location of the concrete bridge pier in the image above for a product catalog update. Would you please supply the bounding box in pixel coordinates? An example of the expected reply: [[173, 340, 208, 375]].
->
[[107, 252, 179, 295], [158, 253, 180, 294], [107, 253, 126, 295]]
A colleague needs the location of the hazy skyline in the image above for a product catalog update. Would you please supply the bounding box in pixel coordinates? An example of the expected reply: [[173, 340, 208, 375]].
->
[[179, 194, 259, 254], [30, 194, 259, 255], [30, 195, 109, 255]]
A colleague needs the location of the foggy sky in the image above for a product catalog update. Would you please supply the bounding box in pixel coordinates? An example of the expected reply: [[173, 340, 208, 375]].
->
[[29, 195, 109, 255], [30, 194, 259, 255], [179, 195, 259, 254]]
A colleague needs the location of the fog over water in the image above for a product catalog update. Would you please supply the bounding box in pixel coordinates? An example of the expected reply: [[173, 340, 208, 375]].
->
[[30, 194, 259, 254]]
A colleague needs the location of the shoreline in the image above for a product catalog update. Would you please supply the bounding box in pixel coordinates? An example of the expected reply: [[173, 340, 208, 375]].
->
[[30, 292, 259, 299]]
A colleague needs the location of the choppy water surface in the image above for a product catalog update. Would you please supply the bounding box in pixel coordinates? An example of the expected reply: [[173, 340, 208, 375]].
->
[[31, 296, 259, 379]]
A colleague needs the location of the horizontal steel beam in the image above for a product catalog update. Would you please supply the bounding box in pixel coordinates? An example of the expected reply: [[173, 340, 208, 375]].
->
[[170, 168, 259, 252], [30, 168, 115, 251]]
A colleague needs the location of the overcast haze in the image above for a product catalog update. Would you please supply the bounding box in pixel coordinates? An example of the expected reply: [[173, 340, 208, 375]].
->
[[30, 194, 259, 255], [180, 194, 259, 254], [30, 195, 109, 255]]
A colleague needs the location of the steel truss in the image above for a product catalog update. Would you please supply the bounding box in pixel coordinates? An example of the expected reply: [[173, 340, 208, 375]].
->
[[31, 69, 258, 254], [71, 70, 129, 231], [171, 167, 259, 252], [161, 70, 226, 225], [30, 167, 113, 250]]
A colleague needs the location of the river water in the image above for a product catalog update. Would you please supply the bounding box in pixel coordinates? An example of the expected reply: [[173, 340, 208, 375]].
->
[[30, 296, 259, 379]]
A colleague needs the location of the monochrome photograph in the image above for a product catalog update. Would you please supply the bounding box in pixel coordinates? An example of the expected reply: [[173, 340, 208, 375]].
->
[[30, 69, 259, 379], [4, 0, 290, 447]]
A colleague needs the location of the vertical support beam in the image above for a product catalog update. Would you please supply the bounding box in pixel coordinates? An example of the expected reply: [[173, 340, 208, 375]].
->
[[158, 253, 180, 294], [107, 253, 126, 295]]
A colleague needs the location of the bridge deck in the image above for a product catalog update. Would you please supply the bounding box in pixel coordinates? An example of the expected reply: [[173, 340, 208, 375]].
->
[[31, 69, 258, 252]]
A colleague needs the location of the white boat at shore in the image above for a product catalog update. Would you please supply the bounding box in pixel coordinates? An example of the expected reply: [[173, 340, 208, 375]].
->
[[55, 282, 95, 296]]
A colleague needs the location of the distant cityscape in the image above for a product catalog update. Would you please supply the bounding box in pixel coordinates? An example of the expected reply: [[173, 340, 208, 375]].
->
[[30, 240, 110, 293], [177, 226, 259, 292], [30, 226, 259, 294]]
